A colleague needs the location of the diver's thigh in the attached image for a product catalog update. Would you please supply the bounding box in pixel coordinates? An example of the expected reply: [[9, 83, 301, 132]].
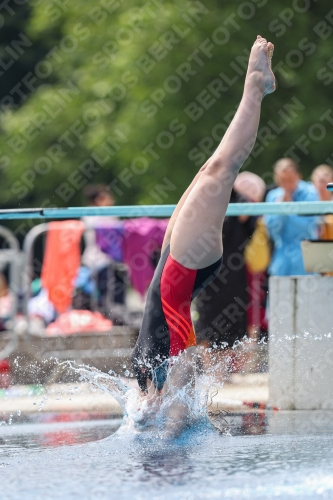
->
[[169, 173, 226, 269]]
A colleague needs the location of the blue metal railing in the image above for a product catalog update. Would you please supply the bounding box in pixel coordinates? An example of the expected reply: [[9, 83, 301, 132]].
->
[[0, 201, 331, 219]]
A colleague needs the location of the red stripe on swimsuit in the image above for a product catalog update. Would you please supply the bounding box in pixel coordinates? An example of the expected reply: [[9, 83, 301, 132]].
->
[[160, 254, 197, 357], [131, 243, 222, 392]]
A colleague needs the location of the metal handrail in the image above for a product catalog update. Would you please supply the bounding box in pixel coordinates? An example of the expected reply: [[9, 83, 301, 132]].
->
[[0, 226, 21, 360], [22, 223, 48, 317], [0, 201, 331, 219], [22, 222, 130, 336]]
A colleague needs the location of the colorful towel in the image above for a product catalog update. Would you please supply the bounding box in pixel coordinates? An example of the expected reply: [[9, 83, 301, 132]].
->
[[95, 224, 124, 262], [123, 218, 168, 297], [46, 310, 112, 335], [93, 218, 168, 297], [41, 220, 84, 313]]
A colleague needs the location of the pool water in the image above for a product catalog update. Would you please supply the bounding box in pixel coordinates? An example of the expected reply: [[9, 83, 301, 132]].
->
[[0, 416, 121, 454], [1, 410, 333, 500]]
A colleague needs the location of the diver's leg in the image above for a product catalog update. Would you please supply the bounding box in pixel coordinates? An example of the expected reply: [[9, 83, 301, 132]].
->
[[161, 172, 200, 253], [161, 164, 208, 253], [170, 36, 275, 269]]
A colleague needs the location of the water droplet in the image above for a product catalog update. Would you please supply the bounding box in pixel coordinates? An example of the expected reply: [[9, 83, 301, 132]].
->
[[124, 370, 130, 377], [17, 410, 21, 416], [123, 364, 126, 369]]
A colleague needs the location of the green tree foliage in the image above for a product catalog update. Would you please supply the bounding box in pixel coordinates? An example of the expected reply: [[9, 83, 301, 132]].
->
[[0, 2, 49, 106], [1, 0, 333, 210]]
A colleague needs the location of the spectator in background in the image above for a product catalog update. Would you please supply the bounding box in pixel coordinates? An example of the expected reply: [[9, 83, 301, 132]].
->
[[82, 184, 116, 270], [82, 184, 126, 313], [311, 164, 333, 202], [234, 172, 270, 343], [311, 164, 333, 240], [264, 158, 319, 276]]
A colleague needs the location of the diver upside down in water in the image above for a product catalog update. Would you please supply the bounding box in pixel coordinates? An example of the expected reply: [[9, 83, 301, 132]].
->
[[131, 36, 276, 432]]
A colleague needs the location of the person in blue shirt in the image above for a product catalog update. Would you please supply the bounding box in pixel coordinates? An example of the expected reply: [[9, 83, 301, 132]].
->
[[264, 158, 319, 276]]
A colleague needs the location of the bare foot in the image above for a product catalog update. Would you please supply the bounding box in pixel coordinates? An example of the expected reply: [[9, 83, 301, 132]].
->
[[246, 35, 276, 98]]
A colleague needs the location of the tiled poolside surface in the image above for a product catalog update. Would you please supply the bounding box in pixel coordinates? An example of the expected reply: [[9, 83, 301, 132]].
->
[[0, 373, 269, 417]]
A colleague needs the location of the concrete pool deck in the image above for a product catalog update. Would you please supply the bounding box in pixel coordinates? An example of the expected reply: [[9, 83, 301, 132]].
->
[[0, 373, 269, 416]]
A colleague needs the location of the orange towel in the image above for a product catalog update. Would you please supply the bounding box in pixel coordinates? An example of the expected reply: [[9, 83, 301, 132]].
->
[[41, 220, 84, 313]]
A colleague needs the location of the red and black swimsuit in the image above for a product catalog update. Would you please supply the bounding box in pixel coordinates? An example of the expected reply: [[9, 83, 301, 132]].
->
[[131, 244, 222, 392]]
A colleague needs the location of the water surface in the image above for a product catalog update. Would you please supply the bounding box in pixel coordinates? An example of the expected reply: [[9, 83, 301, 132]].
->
[[1, 411, 333, 500]]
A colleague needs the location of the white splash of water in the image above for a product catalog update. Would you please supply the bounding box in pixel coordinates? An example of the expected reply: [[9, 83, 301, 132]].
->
[[65, 350, 229, 440]]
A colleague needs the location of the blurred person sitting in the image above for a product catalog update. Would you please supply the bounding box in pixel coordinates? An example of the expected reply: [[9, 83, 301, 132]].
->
[[82, 183, 116, 269], [82, 184, 126, 311], [28, 278, 56, 326], [264, 158, 319, 276], [234, 172, 270, 345], [311, 164, 333, 240]]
